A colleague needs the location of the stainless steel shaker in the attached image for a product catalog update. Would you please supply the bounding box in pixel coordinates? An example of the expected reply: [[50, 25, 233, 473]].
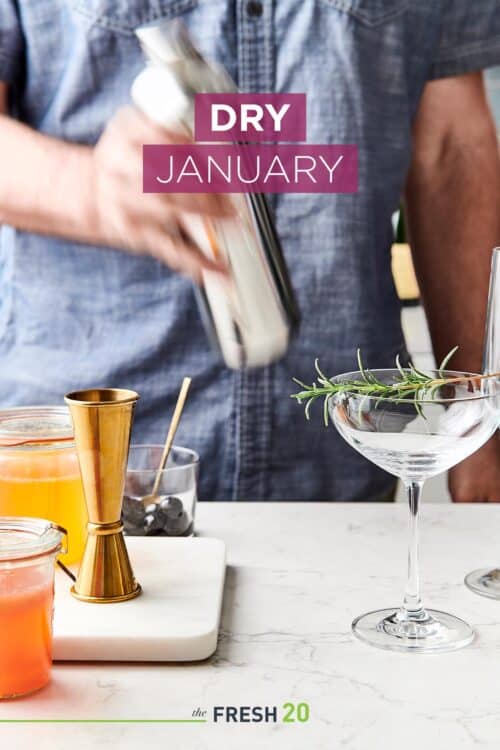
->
[[132, 20, 300, 369]]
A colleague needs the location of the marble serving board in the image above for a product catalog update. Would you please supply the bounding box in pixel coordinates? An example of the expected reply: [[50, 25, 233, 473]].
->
[[52, 537, 226, 662]]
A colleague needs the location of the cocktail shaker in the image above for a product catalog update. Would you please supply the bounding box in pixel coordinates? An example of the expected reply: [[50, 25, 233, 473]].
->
[[132, 20, 300, 369]]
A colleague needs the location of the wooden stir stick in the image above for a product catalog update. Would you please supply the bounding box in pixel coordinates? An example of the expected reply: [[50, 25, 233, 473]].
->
[[142, 377, 192, 507]]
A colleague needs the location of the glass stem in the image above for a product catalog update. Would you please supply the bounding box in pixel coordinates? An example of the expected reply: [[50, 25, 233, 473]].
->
[[401, 480, 425, 620]]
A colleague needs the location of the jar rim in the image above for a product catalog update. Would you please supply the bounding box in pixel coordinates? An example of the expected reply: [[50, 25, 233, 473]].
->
[[0, 406, 74, 448], [0, 517, 64, 561]]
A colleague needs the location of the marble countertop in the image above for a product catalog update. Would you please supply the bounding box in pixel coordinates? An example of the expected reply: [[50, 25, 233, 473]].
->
[[2, 502, 500, 749]]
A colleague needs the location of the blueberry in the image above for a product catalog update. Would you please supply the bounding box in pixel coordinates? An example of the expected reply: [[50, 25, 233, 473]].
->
[[154, 507, 170, 527], [122, 495, 146, 526], [144, 512, 163, 536], [165, 510, 192, 537], [123, 522, 146, 537], [159, 496, 184, 519]]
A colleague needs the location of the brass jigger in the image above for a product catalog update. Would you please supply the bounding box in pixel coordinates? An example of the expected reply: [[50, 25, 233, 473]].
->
[[65, 388, 142, 603]]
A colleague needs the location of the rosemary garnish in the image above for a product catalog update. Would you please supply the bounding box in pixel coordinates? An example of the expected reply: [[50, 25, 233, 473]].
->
[[291, 348, 500, 426]]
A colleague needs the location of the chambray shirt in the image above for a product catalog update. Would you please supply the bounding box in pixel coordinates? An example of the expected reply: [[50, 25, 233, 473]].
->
[[0, 1, 500, 501]]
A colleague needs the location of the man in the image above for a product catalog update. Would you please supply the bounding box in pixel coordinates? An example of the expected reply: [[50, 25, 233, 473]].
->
[[0, 1, 498, 501]]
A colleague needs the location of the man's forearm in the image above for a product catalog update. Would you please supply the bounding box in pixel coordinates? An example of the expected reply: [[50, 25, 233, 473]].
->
[[404, 98, 500, 371], [0, 113, 95, 241], [0, 85, 227, 278]]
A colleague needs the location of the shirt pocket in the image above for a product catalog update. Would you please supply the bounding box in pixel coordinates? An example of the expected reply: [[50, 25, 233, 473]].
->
[[317, 0, 409, 27], [69, 0, 198, 35]]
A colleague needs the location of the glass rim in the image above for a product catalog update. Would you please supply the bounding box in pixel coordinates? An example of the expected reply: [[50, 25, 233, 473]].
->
[[0, 517, 64, 562], [329, 369, 499, 405], [0, 406, 74, 449], [127, 444, 199, 474]]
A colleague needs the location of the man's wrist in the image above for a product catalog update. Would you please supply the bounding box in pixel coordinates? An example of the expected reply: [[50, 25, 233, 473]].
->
[[58, 143, 100, 244]]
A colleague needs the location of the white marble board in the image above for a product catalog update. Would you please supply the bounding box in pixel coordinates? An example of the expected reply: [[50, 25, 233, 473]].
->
[[52, 537, 226, 662]]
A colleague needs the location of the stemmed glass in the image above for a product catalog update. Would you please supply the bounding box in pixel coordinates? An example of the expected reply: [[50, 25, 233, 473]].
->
[[465, 248, 500, 598], [330, 369, 499, 653]]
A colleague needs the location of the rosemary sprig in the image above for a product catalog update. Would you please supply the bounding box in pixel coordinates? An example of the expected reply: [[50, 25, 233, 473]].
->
[[291, 348, 500, 426]]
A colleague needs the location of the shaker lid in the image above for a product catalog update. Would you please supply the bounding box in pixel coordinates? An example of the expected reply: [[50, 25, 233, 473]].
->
[[0, 406, 74, 447], [0, 517, 64, 561]]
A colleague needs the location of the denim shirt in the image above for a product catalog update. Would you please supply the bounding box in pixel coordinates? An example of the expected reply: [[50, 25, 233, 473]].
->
[[0, 1, 499, 501]]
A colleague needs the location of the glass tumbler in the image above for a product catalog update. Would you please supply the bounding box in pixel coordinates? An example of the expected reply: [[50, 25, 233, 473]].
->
[[0, 517, 65, 698], [123, 445, 199, 537]]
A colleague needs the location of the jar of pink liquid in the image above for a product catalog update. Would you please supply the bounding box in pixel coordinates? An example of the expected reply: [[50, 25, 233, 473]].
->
[[0, 518, 65, 698]]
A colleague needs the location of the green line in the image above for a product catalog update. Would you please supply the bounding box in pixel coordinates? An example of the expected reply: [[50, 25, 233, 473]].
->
[[0, 719, 207, 724]]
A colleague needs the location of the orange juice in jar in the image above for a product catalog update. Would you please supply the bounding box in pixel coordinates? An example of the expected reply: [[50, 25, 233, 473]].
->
[[0, 408, 87, 564], [0, 518, 65, 698]]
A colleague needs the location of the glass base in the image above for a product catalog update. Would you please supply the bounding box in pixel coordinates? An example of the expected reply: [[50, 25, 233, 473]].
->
[[464, 568, 500, 600], [352, 607, 474, 653], [0, 676, 50, 700]]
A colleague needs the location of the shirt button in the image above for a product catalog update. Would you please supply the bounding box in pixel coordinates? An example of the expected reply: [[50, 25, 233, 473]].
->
[[246, 1, 263, 18]]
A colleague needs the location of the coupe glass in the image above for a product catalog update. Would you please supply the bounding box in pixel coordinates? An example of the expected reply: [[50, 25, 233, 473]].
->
[[465, 248, 500, 598], [330, 369, 500, 653]]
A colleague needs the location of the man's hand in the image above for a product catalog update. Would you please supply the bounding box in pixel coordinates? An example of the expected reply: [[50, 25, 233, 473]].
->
[[449, 434, 500, 502], [0, 84, 231, 282], [87, 107, 231, 281]]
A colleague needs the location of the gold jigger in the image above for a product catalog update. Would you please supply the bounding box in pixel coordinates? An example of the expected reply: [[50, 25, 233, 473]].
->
[[64, 388, 142, 603]]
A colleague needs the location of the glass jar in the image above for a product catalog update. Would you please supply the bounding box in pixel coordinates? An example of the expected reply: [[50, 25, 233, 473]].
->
[[0, 517, 65, 698], [0, 407, 87, 564]]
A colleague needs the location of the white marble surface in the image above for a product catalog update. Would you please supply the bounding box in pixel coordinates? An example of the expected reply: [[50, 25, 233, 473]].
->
[[2, 502, 500, 749]]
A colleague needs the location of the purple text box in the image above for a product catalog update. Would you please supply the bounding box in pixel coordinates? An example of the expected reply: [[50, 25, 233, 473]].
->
[[194, 94, 307, 142], [143, 144, 358, 194]]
